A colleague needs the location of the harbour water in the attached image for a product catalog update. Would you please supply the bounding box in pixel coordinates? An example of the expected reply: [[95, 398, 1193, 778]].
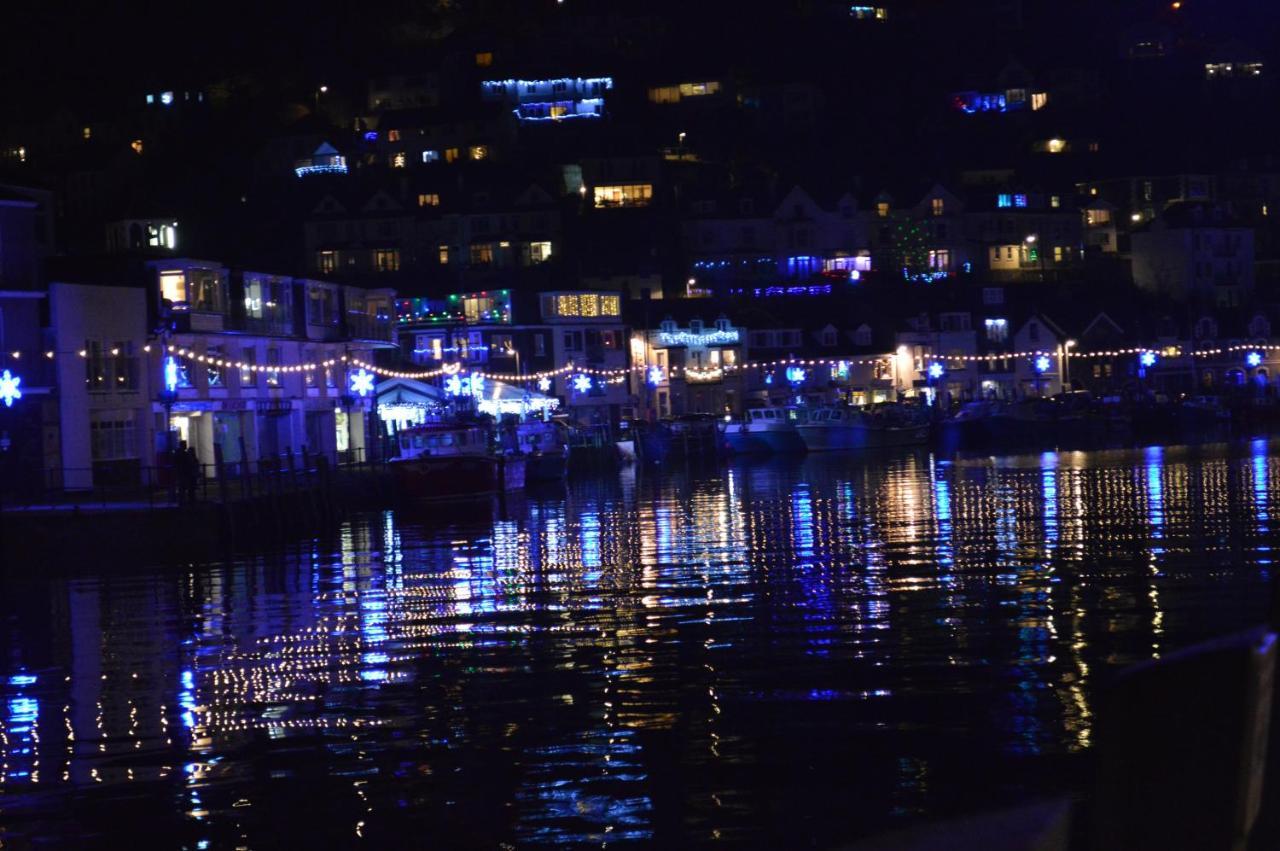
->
[[2, 439, 1277, 848]]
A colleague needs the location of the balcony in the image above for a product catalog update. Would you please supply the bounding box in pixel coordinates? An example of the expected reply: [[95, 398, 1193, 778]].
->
[[346, 313, 395, 343]]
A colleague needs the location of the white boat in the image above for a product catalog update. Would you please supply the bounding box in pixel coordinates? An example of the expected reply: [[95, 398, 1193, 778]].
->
[[722, 406, 807, 454], [796, 406, 930, 451]]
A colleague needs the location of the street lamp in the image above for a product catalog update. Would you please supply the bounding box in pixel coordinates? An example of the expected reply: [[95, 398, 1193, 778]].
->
[[1062, 339, 1077, 392]]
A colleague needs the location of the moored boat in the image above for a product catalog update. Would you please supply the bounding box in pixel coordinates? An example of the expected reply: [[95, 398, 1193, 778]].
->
[[722, 406, 806, 454], [517, 420, 571, 481], [797, 406, 930, 451], [391, 422, 525, 500]]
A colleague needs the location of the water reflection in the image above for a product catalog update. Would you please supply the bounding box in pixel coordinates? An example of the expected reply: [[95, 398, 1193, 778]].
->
[[2, 442, 1277, 847]]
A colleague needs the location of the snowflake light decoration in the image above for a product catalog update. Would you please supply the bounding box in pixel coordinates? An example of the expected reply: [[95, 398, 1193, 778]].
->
[[0, 369, 21, 407], [348, 368, 375, 397], [573, 374, 593, 394]]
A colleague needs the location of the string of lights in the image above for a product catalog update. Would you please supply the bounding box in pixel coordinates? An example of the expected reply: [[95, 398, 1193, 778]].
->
[[7, 342, 1280, 384]]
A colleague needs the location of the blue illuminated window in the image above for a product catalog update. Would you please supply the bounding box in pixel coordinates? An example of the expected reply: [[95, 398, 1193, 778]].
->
[[1014, 194, 1028, 208], [997, 194, 1012, 208]]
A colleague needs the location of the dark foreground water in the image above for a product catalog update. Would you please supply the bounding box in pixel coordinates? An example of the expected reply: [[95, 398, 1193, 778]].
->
[[2, 440, 1278, 849]]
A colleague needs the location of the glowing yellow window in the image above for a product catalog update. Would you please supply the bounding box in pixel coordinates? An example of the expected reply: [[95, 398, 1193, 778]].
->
[[469, 145, 488, 161], [557, 295, 580, 316], [438, 245, 449, 264], [475, 52, 493, 67], [445, 148, 459, 163], [876, 202, 889, 217], [392, 153, 406, 168], [600, 294, 620, 316], [418, 193, 440, 207], [159, 271, 185, 303]]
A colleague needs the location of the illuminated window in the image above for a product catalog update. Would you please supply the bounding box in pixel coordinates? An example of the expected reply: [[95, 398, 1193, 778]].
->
[[528, 241, 552, 263], [1054, 246, 1065, 262], [318, 250, 337, 273], [392, 152, 406, 168], [470, 243, 494, 265], [1050, 195, 1061, 208], [444, 147, 459, 163], [82, 126, 91, 139], [1031, 92, 1049, 111], [928, 249, 951, 271], [1085, 209, 1111, 226], [1046, 139, 1066, 154], [418, 193, 440, 207], [557, 294, 580, 316], [678, 81, 721, 97], [438, 245, 449, 264], [469, 145, 488, 161], [593, 184, 653, 208], [131, 139, 143, 154], [422, 150, 439, 163], [580, 295, 600, 317], [475, 52, 493, 67], [876, 202, 889, 217], [600, 294, 620, 316], [648, 86, 680, 104], [373, 249, 400, 272], [159, 271, 185, 304], [997, 194, 1012, 208], [388, 130, 401, 142], [931, 198, 944, 216], [1014, 194, 1028, 208]]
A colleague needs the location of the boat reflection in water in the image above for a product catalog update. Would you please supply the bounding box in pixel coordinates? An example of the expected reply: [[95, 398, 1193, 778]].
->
[[1, 440, 1276, 847]]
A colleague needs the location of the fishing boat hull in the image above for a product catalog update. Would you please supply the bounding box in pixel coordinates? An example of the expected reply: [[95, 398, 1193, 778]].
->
[[723, 426, 806, 454], [798, 423, 929, 451], [392, 454, 525, 500]]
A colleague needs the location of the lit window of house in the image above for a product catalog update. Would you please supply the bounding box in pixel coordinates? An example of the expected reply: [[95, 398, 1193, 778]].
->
[[876, 202, 889, 217], [931, 198, 944, 216], [1014, 194, 1028, 208], [373, 249, 400, 272], [600, 294, 620, 316], [1050, 195, 1061, 208], [392, 152, 406, 168], [158, 271, 186, 305], [82, 126, 91, 139], [678, 81, 721, 97], [131, 139, 144, 154], [985, 318, 1008, 343], [1031, 92, 1049, 111], [418, 193, 440, 207], [445, 148, 460, 163], [423, 150, 439, 163], [928, 249, 951, 272], [997, 194, 1012, 208], [469, 145, 488, 161], [593, 184, 653, 208], [475, 52, 493, 67], [1053, 246, 1065, 263], [557, 294, 581, 316], [438, 245, 449, 265], [388, 130, 401, 142], [317, 251, 337, 273], [528, 241, 552, 263], [648, 86, 680, 104], [1085, 208, 1111, 226], [470, 243, 494, 265]]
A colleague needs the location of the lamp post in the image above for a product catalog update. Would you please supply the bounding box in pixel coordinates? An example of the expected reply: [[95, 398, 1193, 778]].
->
[[1062, 338, 1076, 393]]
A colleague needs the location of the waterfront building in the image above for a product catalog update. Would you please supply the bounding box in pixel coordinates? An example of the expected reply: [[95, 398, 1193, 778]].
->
[[631, 314, 745, 418], [45, 257, 396, 489]]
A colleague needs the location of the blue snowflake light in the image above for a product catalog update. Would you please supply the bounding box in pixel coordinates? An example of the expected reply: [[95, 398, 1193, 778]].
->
[[927, 362, 945, 380], [573, 374, 593, 394], [1034, 355, 1051, 374], [348, 368, 375, 397], [1247, 351, 1264, 368], [0, 369, 21, 407]]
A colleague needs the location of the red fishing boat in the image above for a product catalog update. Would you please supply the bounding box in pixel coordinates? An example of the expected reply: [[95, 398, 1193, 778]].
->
[[390, 422, 525, 500]]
